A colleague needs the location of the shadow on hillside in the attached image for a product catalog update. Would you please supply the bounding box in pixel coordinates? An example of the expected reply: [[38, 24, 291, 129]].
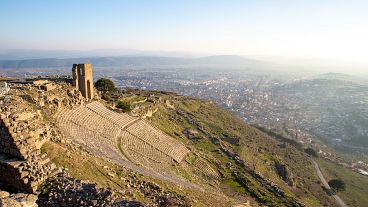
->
[[113, 199, 144, 207]]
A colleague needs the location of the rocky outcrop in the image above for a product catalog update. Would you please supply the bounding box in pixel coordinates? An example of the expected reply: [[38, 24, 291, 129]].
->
[[123, 178, 191, 207], [183, 128, 201, 139], [233, 201, 252, 207], [36, 169, 192, 207], [275, 161, 294, 187]]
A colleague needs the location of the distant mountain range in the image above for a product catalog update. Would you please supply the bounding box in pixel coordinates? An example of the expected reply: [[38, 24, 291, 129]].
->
[[0, 55, 268, 69], [0, 48, 207, 60]]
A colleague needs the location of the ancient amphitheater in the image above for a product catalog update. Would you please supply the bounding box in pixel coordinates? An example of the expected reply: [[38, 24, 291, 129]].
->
[[0, 77, 198, 196], [0, 65, 201, 196], [57, 101, 190, 167]]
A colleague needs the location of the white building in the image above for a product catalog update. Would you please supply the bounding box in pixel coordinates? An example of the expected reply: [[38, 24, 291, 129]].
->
[[358, 169, 368, 176]]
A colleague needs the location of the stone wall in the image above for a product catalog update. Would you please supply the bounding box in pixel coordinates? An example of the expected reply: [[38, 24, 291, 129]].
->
[[0, 80, 100, 194], [0, 95, 50, 159], [0, 153, 58, 193], [0, 154, 30, 192], [0, 86, 60, 193]]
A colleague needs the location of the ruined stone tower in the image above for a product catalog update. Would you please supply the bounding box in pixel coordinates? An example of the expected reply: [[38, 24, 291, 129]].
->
[[72, 64, 94, 99]]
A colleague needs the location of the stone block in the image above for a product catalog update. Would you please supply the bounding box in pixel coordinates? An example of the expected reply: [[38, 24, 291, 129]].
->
[[0, 191, 10, 198]]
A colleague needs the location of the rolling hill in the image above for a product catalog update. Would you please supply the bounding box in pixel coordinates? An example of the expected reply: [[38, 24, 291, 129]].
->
[[0, 55, 266, 70]]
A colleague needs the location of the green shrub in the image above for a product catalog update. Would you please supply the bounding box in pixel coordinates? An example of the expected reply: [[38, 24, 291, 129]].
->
[[328, 179, 346, 192], [116, 100, 131, 112]]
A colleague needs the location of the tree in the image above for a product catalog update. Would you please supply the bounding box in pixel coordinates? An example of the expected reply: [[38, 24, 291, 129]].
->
[[328, 179, 346, 192], [304, 148, 318, 157], [95, 78, 116, 92], [116, 100, 131, 112]]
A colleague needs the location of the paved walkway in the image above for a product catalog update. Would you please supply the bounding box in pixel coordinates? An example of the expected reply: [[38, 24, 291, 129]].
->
[[312, 159, 348, 207]]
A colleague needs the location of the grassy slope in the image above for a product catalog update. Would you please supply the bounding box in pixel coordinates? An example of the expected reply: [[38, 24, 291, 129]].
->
[[42, 142, 233, 207], [42, 87, 340, 206], [317, 158, 368, 207], [148, 95, 337, 207]]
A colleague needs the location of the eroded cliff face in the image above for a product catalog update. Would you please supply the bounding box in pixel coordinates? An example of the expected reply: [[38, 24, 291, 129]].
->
[[275, 161, 294, 187]]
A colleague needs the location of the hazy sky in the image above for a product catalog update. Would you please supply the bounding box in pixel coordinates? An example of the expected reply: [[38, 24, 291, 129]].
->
[[1, 0, 368, 65]]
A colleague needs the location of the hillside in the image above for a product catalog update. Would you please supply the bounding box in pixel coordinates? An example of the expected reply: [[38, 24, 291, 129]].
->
[[151, 97, 336, 206], [91, 88, 339, 206], [0, 80, 339, 207]]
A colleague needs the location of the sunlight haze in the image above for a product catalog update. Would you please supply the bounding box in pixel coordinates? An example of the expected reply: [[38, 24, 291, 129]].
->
[[0, 0, 367, 69]]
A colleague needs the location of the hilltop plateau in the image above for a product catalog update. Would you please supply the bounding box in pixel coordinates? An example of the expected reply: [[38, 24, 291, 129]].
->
[[0, 77, 342, 207]]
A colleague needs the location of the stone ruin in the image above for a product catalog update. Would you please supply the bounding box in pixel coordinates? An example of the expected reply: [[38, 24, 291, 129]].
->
[[33, 80, 56, 92], [0, 92, 59, 193], [72, 64, 94, 100], [0, 76, 90, 194], [0, 82, 10, 97]]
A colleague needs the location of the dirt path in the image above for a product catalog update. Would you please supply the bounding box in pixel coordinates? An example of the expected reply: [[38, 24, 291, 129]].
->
[[312, 159, 348, 207]]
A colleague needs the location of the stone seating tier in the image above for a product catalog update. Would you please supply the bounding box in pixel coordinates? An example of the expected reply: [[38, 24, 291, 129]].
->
[[193, 158, 219, 179], [86, 102, 137, 128], [119, 131, 172, 164], [125, 120, 190, 162], [57, 101, 190, 164]]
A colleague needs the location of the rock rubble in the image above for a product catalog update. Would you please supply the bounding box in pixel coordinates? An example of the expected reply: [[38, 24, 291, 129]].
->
[[0, 191, 38, 207], [37, 173, 117, 207]]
